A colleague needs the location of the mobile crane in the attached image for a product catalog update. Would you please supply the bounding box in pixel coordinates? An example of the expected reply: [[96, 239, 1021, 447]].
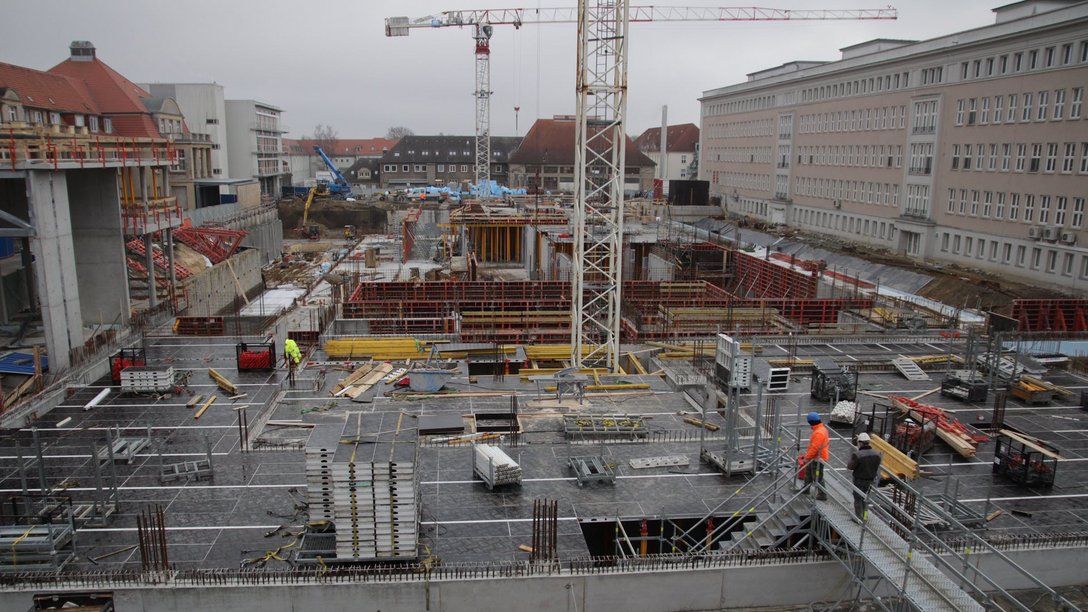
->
[[313, 145, 353, 198]]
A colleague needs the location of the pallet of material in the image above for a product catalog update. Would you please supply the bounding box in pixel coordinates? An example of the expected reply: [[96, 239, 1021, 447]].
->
[[473, 444, 522, 489], [332, 363, 374, 395], [890, 396, 987, 458], [869, 435, 920, 480]]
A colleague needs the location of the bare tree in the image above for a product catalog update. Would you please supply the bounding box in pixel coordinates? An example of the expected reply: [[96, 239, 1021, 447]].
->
[[311, 124, 339, 154], [386, 126, 414, 140]]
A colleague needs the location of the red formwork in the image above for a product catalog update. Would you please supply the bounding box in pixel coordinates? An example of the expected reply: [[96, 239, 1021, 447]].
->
[[1012, 299, 1088, 332], [729, 251, 819, 299]]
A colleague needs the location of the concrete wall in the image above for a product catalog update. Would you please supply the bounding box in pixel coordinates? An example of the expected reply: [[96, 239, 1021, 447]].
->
[[225, 101, 256, 182], [183, 248, 262, 316], [144, 83, 230, 177], [4, 546, 1085, 612], [26, 170, 83, 371], [67, 169, 128, 328]]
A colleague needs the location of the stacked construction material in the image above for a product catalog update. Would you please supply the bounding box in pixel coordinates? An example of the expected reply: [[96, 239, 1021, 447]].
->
[[890, 396, 989, 457], [306, 416, 419, 560], [472, 444, 522, 490], [109, 348, 146, 384], [333, 415, 419, 560], [120, 367, 174, 394], [304, 424, 343, 523], [236, 342, 276, 371]]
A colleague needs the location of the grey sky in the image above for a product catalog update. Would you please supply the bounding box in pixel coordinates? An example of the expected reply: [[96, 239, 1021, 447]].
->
[[4, 0, 1001, 139]]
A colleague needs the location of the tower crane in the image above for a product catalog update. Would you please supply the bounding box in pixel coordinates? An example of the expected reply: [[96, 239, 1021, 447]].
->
[[387, 4, 898, 370]]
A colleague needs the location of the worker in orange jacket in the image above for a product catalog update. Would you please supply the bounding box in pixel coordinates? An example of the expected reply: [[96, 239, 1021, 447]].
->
[[803, 411, 829, 500]]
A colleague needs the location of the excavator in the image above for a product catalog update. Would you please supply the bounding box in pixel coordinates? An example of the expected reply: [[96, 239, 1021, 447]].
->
[[296, 186, 322, 239]]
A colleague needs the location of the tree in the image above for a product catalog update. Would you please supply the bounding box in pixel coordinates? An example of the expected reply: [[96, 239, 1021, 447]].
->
[[386, 126, 414, 140], [311, 124, 339, 154]]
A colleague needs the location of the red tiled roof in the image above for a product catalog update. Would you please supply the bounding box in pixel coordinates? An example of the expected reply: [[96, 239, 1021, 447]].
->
[[635, 123, 700, 153], [283, 138, 399, 156], [0, 62, 99, 114], [508, 117, 654, 167], [48, 56, 162, 138]]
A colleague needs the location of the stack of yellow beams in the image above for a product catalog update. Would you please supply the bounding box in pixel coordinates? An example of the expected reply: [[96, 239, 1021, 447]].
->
[[324, 338, 429, 360]]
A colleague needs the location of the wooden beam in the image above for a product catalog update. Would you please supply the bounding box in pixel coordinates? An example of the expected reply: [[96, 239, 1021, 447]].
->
[[208, 368, 239, 395], [194, 395, 216, 419], [869, 435, 919, 480]]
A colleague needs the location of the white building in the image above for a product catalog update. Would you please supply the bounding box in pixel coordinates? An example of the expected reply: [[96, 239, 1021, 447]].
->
[[142, 83, 230, 178], [225, 100, 288, 196], [635, 123, 700, 185]]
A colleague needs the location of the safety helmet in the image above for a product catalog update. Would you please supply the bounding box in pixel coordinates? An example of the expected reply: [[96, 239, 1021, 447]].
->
[[806, 411, 821, 424], [857, 432, 871, 443]]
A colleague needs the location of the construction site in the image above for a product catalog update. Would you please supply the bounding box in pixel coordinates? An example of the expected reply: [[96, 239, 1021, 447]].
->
[[1, 2, 1088, 612]]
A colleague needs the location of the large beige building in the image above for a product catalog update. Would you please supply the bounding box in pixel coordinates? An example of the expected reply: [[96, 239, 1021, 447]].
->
[[700, 0, 1088, 293]]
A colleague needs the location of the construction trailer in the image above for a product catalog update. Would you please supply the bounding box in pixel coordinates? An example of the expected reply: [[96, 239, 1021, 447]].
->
[[810, 358, 857, 402]]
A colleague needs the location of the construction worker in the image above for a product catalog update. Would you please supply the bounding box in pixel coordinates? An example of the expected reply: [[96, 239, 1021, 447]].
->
[[802, 411, 830, 500], [284, 338, 302, 385], [847, 432, 883, 519]]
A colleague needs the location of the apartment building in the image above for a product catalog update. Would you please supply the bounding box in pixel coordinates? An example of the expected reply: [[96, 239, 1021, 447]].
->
[[635, 123, 700, 184], [699, 0, 1088, 293], [380, 135, 521, 189], [225, 100, 288, 196], [283, 137, 397, 185]]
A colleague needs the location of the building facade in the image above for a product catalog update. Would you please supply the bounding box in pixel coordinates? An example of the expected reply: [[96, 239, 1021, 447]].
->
[[635, 123, 700, 184], [700, 0, 1088, 293], [142, 83, 231, 178], [225, 100, 288, 196], [508, 117, 655, 195], [379, 135, 521, 189]]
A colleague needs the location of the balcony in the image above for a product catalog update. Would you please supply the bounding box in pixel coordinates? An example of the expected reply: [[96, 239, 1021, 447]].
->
[[250, 122, 288, 134]]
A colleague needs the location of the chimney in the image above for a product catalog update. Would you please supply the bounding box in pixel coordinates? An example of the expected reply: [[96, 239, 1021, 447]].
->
[[69, 41, 96, 62]]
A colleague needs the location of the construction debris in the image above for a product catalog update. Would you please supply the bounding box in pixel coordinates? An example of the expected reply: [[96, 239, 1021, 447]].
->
[[208, 368, 239, 395]]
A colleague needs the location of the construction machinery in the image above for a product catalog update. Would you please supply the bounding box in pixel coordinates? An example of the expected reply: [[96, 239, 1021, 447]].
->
[[312, 145, 352, 197], [810, 358, 857, 403]]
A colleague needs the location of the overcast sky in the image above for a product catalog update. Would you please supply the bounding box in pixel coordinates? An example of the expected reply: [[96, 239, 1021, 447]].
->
[[4, 0, 1002, 139]]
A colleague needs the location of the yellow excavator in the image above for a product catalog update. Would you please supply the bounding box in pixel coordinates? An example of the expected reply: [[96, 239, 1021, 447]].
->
[[296, 186, 325, 239]]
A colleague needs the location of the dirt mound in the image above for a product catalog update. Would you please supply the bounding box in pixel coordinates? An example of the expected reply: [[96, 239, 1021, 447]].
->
[[278, 198, 388, 237]]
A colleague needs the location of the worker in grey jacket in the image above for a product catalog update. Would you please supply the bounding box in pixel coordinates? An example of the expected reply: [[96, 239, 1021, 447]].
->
[[847, 432, 883, 519]]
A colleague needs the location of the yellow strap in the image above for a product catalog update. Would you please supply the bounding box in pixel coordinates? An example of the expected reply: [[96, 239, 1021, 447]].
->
[[11, 524, 35, 568]]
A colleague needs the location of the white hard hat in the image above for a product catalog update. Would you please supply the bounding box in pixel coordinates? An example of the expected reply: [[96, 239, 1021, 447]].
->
[[857, 432, 871, 443]]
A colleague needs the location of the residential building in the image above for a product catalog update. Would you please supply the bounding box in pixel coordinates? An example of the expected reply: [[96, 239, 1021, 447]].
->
[[635, 123, 700, 183], [283, 137, 397, 185], [225, 99, 288, 196], [142, 83, 231, 178], [140, 97, 214, 211], [507, 116, 655, 194], [379, 135, 521, 189], [699, 0, 1088, 293]]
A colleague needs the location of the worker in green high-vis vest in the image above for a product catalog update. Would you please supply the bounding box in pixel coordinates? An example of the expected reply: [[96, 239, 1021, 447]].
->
[[284, 338, 301, 384]]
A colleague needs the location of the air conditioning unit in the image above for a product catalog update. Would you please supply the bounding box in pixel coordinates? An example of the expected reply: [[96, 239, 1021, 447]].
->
[[1027, 226, 1043, 240], [1043, 226, 1060, 241], [1060, 231, 1077, 245]]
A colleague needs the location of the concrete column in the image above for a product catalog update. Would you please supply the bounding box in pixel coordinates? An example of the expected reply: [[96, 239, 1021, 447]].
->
[[165, 227, 177, 308], [26, 170, 82, 371], [144, 234, 157, 308], [67, 169, 129, 331]]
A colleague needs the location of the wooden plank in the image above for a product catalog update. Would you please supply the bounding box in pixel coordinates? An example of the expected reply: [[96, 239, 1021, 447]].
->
[[344, 363, 394, 399], [999, 429, 1062, 459], [194, 395, 216, 420], [682, 416, 720, 431], [185, 394, 203, 408], [333, 363, 374, 395], [869, 435, 919, 480], [208, 368, 239, 395]]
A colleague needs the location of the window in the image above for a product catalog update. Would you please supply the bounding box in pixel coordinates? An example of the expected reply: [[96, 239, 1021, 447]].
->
[[1082, 143, 1088, 173], [1063, 43, 1074, 65], [1031, 247, 1041, 270], [1001, 143, 1011, 171], [461, 165, 468, 172], [1029, 49, 1039, 70], [1045, 46, 1055, 67], [1082, 41, 1088, 63], [1063, 143, 1076, 173], [968, 98, 977, 125], [983, 191, 992, 217], [970, 191, 980, 216], [1072, 87, 1083, 119], [996, 193, 1006, 219], [994, 95, 1003, 124], [981, 97, 990, 123], [1016, 245, 1026, 266], [975, 143, 984, 170], [437, 164, 445, 172], [964, 144, 973, 169], [1016, 144, 1026, 172], [1074, 197, 1085, 228], [89, 116, 99, 132], [958, 189, 968, 214], [947, 189, 955, 213], [988, 144, 997, 171], [1014, 52, 1023, 72], [1022, 92, 1033, 122], [402, 164, 409, 172], [413, 164, 424, 172], [952, 144, 960, 169], [966, 237, 974, 254], [1054, 89, 1066, 119], [1000, 54, 1009, 73], [103, 118, 112, 133], [1029, 143, 1042, 172], [1045, 143, 1058, 173], [1010, 193, 1020, 220], [1025, 194, 1035, 222], [1004, 243, 1012, 263], [1037, 90, 1049, 120], [1057, 196, 1068, 226], [1008, 94, 1017, 123], [1040, 196, 1052, 223], [956, 99, 965, 125]]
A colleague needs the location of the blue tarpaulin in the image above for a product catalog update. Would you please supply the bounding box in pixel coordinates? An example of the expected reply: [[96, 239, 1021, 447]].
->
[[0, 351, 47, 375]]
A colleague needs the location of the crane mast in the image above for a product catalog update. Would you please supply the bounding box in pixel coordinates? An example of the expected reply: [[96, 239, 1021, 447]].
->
[[571, 0, 629, 370], [385, 4, 898, 371]]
